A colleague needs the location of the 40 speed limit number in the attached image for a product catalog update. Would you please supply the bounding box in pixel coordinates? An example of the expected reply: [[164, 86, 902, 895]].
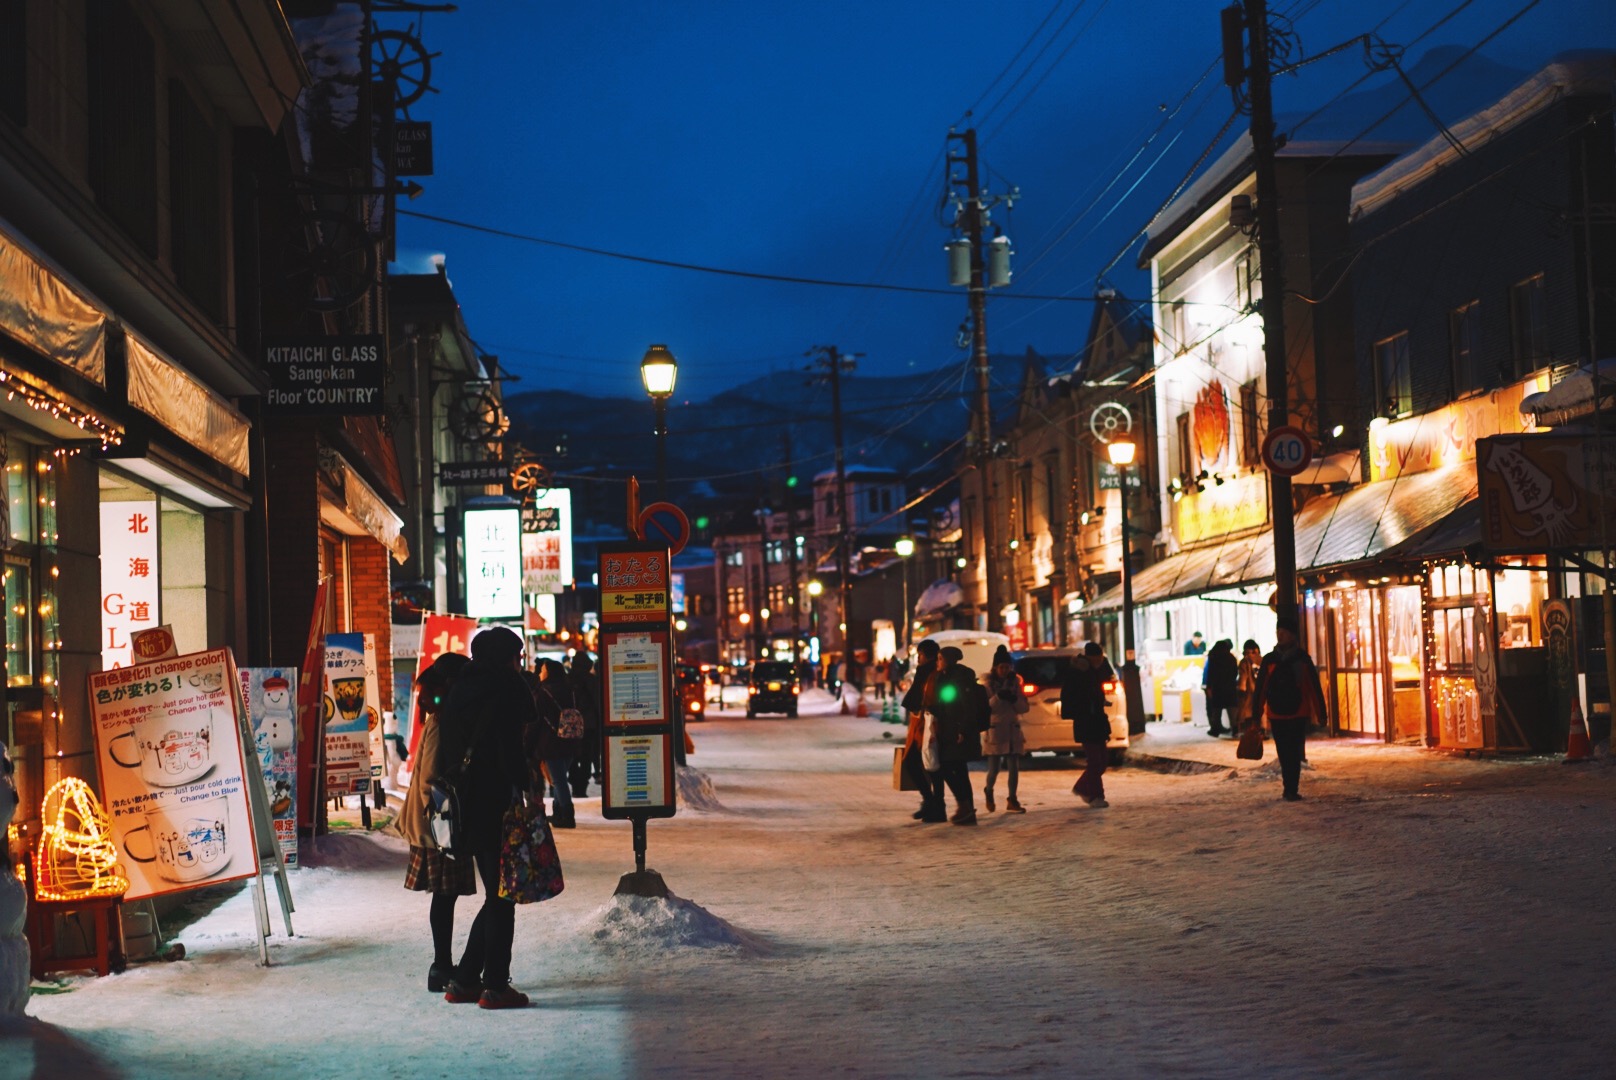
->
[[1261, 425, 1313, 476]]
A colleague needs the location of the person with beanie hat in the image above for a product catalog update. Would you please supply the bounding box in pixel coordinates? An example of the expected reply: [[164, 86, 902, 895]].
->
[[433, 626, 536, 1008], [1250, 617, 1327, 801], [929, 646, 987, 825], [981, 645, 1028, 813]]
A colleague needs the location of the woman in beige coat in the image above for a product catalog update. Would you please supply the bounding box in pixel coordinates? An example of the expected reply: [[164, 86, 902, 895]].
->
[[399, 652, 474, 993]]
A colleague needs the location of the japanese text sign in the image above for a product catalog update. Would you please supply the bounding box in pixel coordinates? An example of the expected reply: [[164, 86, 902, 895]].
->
[[465, 506, 523, 618], [600, 547, 670, 624], [100, 501, 159, 670]]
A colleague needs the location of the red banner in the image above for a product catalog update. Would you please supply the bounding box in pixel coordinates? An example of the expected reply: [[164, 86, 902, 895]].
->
[[407, 613, 479, 760]]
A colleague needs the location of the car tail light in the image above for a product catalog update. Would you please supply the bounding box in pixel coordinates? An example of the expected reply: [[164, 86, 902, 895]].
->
[[1103, 680, 1117, 694], [1021, 683, 1039, 696], [687, 698, 703, 713], [748, 686, 758, 695], [791, 686, 799, 695]]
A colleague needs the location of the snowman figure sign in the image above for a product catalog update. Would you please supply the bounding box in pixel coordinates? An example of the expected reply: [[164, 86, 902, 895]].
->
[[259, 676, 295, 753]]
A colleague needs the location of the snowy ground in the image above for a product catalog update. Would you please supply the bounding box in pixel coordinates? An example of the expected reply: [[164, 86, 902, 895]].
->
[[9, 688, 1616, 1079]]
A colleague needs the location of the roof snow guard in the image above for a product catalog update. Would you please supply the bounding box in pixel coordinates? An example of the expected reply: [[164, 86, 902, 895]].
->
[[1352, 51, 1616, 219]]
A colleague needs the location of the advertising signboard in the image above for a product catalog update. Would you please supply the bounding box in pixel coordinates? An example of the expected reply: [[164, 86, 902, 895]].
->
[[239, 667, 300, 867], [322, 632, 378, 796], [262, 336, 385, 415], [406, 613, 479, 758], [464, 505, 523, 618], [521, 488, 573, 595], [393, 120, 434, 175], [1477, 434, 1616, 553], [100, 501, 160, 669], [440, 461, 508, 486], [89, 648, 259, 901]]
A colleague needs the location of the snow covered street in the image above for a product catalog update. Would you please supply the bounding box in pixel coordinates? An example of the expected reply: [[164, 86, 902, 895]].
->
[[10, 689, 1616, 1079]]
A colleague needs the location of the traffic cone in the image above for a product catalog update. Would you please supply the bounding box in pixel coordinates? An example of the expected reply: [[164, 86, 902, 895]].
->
[[840, 692, 851, 715], [1565, 697, 1592, 762], [856, 695, 869, 718]]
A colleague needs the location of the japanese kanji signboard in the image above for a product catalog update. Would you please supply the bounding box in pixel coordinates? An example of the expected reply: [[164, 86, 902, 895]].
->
[[1478, 434, 1616, 553], [600, 546, 671, 624], [100, 501, 160, 670], [322, 633, 379, 796], [89, 648, 259, 901]]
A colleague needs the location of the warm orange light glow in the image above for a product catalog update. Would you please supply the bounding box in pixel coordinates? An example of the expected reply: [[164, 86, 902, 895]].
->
[[33, 778, 128, 901]]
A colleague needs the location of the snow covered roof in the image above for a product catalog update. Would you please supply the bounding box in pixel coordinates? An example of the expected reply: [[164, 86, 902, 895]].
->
[[1352, 51, 1616, 219], [1520, 357, 1616, 426], [812, 464, 900, 482]]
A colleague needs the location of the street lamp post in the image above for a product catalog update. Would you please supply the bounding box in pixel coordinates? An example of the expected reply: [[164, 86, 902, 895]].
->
[[807, 579, 823, 683], [640, 344, 681, 764], [640, 344, 678, 502], [895, 536, 915, 652], [1108, 438, 1147, 734]]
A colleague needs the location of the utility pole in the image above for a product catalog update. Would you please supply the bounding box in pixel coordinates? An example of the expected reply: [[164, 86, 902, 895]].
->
[[1231, 0, 1300, 626], [782, 429, 805, 653], [947, 128, 1016, 632], [808, 346, 858, 664]]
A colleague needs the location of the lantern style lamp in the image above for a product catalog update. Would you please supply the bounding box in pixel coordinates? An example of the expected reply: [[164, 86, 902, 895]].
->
[[640, 345, 678, 501], [1107, 437, 1146, 734]]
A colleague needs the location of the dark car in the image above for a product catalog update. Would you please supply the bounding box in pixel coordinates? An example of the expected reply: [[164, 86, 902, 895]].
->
[[746, 660, 799, 718], [676, 664, 706, 722]]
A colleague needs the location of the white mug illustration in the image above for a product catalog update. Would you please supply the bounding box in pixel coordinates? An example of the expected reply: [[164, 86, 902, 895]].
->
[[109, 711, 214, 788], [122, 798, 231, 883], [259, 676, 295, 753]]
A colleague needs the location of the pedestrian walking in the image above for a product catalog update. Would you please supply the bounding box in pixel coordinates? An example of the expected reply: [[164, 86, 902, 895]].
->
[[433, 625, 535, 1008], [900, 638, 945, 822], [1202, 638, 1239, 737], [532, 659, 585, 829], [873, 659, 890, 701], [398, 652, 473, 994], [1249, 617, 1329, 802], [1063, 643, 1112, 808], [929, 645, 988, 825], [981, 645, 1027, 813], [1236, 639, 1263, 734], [565, 652, 602, 797]]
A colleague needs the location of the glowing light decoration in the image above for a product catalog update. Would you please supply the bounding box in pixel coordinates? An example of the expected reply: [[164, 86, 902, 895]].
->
[[33, 778, 128, 901]]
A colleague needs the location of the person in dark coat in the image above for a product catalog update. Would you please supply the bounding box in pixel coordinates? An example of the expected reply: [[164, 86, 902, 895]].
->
[[531, 658, 585, 828], [1250, 617, 1329, 802], [566, 652, 602, 796], [1062, 643, 1113, 808], [432, 626, 535, 1009], [900, 639, 944, 822], [1202, 638, 1240, 738], [930, 646, 986, 826]]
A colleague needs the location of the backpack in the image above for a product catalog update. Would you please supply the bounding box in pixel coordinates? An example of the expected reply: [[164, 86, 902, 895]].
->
[[557, 706, 586, 740], [425, 776, 465, 854], [1263, 655, 1304, 716]]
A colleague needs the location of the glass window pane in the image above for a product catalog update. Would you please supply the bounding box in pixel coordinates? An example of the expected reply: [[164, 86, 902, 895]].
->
[[5, 557, 30, 686]]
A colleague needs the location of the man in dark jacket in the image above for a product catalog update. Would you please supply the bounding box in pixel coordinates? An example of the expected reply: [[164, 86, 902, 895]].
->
[[900, 639, 944, 822], [433, 626, 535, 1009], [1250, 617, 1328, 802], [566, 652, 602, 797], [930, 646, 986, 826], [1062, 643, 1113, 808], [1201, 638, 1240, 738]]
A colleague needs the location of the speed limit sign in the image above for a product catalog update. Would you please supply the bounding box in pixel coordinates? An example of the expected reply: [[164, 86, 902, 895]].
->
[[1261, 425, 1313, 476]]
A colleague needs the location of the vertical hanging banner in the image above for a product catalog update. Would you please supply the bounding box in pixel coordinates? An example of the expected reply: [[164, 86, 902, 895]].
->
[[521, 488, 574, 594], [464, 505, 523, 619], [240, 667, 300, 867], [598, 542, 677, 820], [323, 632, 378, 796], [406, 613, 479, 760], [99, 500, 160, 669], [296, 579, 330, 830], [90, 648, 259, 901]]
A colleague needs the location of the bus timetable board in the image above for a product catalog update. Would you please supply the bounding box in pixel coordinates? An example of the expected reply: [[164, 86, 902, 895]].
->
[[597, 542, 677, 820]]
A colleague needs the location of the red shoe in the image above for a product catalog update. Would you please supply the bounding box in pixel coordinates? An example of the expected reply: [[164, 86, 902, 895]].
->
[[443, 977, 482, 1004], [479, 985, 530, 1009]]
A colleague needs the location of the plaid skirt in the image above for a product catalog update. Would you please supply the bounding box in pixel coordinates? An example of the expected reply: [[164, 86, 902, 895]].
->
[[404, 845, 477, 895]]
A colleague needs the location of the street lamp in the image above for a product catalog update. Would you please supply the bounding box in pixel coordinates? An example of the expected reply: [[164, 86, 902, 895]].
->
[[1107, 437, 1147, 734], [640, 344, 678, 501], [894, 537, 915, 651]]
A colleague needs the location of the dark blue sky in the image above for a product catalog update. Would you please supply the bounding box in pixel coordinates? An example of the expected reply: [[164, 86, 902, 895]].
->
[[390, 1, 1610, 401]]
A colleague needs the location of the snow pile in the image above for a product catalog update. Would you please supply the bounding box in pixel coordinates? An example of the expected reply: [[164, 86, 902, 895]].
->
[[0, 742, 28, 1017], [583, 891, 767, 955], [675, 765, 725, 812], [297, 829, 407, 871]]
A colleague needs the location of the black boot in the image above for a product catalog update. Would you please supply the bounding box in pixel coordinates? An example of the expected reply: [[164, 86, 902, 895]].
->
[[551, 803, 576, 829]]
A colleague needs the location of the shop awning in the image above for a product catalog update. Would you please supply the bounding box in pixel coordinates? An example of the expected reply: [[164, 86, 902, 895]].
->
[[126, 333, 251, 476], [320, 450, 409, 563], [0, 220, 108, 386], [1087, 466, 1477, 611]]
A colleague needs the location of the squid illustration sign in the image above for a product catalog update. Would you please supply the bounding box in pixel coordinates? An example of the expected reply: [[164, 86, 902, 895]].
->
[[1477, 435, 1616, 553]]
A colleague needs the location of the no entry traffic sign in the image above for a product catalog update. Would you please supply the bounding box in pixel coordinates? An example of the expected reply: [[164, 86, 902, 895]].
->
[[1261, 425, 1313, 477], [637, 501, 691, 555]]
